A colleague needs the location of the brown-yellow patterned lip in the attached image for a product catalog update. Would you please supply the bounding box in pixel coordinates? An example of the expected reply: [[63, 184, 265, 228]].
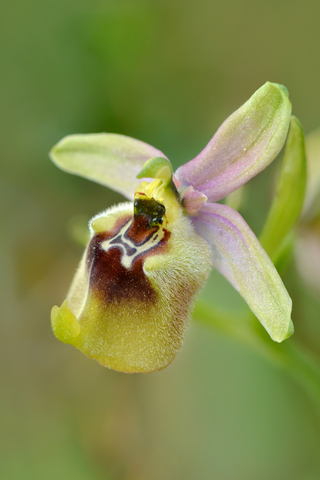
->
[[88, 241, 157, 303], [87, 212, 171, 304]]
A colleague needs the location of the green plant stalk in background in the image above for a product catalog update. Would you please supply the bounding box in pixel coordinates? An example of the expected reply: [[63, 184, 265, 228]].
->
[[260, 116, 307, 262], [193, 300, 320, 418], [195, 116, 320, 418]]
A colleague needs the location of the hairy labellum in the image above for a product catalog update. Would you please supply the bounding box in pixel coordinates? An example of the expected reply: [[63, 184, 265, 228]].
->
[[52, 187, 211, 373]]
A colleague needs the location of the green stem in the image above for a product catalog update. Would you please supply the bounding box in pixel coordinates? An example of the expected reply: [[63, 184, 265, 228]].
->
[[193, 299, 320, 415]]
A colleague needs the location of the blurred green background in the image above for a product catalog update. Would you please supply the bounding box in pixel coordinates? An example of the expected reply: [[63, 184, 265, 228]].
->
[[2, 0, 320, 479]]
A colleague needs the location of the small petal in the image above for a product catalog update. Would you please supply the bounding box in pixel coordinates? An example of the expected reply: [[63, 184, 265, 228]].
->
[[260, 116, 307, 260], [176, 82, 292, 201], [50, 133, 167, 200], [181, 186, 207, 215], [192, 202, 293, 342]]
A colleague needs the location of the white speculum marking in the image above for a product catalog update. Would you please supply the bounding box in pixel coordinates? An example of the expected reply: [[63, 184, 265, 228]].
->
[[101, 220, 165, 269]]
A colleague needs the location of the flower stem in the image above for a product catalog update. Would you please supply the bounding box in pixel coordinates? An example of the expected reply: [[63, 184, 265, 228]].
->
[[193, 299, 320, 417]]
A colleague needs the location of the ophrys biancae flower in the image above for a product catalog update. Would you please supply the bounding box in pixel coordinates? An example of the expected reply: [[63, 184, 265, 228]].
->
[[50, 82, 293, 373]]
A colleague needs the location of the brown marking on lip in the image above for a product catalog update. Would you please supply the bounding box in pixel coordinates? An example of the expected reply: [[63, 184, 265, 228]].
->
[[87, 234, 155, 304], [125, 214, 159, 245], [109, 235, 137, 256], [87, 227, 171, 304], [86, 196, 171, 304], [90, 244, 156, 303]]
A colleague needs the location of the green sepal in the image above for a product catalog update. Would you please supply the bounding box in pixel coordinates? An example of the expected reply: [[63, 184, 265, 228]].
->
[[49, 133, 166, 200], [260, 116, 307, 260]]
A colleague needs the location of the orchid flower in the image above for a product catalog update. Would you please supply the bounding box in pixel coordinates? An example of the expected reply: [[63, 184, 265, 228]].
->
[[50, 82, 293, 373]]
